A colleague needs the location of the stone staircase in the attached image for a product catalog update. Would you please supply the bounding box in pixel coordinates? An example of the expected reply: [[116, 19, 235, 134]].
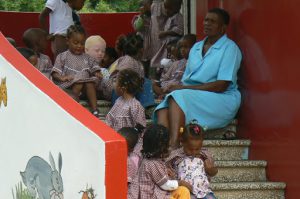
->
[[81, 100, 286, 199]]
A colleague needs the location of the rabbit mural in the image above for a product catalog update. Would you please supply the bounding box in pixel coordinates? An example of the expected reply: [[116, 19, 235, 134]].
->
[[0, 77, 7, 108], [20, 152, 64, 199]]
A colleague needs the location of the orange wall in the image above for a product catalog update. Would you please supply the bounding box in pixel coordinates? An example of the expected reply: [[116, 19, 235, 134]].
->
[[196, 0, 300, 198]]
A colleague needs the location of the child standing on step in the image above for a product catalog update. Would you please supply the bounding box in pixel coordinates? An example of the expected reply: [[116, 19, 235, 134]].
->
[[166, 121, 218, 199], [128, 124, 192, 199], [51, 25, 102, 117], [105, 69, 146, 131], [23, 28, 53, 79], [39, 0, 86, 58]]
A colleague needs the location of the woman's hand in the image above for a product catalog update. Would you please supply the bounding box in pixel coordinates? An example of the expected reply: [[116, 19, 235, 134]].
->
[[178, 180, 193, 192], [163, 84, 184, 93]]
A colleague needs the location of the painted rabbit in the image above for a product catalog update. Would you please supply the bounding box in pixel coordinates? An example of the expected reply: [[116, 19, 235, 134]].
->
[[20, 152, 64, 199]]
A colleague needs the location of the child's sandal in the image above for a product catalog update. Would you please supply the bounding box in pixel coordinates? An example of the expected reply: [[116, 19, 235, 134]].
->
[[92, 109, 101, 118]]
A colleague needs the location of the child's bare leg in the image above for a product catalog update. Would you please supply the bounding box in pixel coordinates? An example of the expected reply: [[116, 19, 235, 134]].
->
[[71, 83, 84, 101], [168, 97, 185, 149], [85, 82, 97, 111]]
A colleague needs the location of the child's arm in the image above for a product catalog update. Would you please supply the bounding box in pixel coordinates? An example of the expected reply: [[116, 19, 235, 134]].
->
[[39, 7, 52, 33], [204, 158, 218, 177]]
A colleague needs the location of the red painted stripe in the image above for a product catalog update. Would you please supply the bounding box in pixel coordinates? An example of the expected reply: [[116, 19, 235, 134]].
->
[[0, 32, 127, 198]]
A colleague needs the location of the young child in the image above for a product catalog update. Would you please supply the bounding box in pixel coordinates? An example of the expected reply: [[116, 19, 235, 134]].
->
[[105, 69, 146, 131], [17, 47, 38, 67], [23, 28, 53, 79], [6, 37, 16, 47], [128, 124, 191, 199], [150, 0, 184, 79], [100, 47, 118, 69], [51, 25, 102, 117], [118, 124, 145, 185], [39, 0, 86, 58], [166, 121, 218, 199], [132, 0, 153, 77], [85, 35, 109, 80], [153, 34, 196, 96]]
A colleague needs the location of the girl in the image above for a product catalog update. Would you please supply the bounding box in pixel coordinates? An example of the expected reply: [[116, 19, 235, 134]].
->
[[166, 121, 218, 199], [105, 69, 146, 131], [51, 25, 102, 117], [118, 124, 145, 185], [128, 124, 191, 199]]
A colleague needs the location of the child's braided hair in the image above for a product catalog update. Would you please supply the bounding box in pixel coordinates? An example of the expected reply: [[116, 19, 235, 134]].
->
[[117, 69, 143, 95]]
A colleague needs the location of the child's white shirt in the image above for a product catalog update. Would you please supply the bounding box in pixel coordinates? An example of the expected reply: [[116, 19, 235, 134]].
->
[[46, 0, 74, 35]]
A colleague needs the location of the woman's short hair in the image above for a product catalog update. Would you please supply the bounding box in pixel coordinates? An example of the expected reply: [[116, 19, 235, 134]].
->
[[208, 8, 230, 25]]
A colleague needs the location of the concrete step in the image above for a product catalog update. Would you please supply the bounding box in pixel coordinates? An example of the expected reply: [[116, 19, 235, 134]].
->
[[211, 182, 286, 199], [203, 140, 250, 161], [80, 100, 111, 115], [212, 160, 267, 183]]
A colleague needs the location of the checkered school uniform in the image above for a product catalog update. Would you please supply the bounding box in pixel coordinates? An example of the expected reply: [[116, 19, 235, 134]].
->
[[160, 58, 187, 89], [105, 97, 146, 131], [166, 148, 214, 198], [51, 50, 100, 89], [151, 12, 184, 69], [128, 159, 172, 199], [37, 53, 53, 79], [128, 153, 140, 184], [100, 55, 145, 100]]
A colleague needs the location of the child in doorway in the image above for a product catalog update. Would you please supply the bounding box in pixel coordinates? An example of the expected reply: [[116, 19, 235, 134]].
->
[[118, 124, 145, 185], [153, 34, 197, 97], [166, 121, 218, 199], [39, 0, 86, 58], [150, 0, 184, 79], [17, 47, 38, 67], [23, 28, 53, 79], [128, 124, 192, 199], [105, 69, 146, 131], [51, 25, 102, 117]]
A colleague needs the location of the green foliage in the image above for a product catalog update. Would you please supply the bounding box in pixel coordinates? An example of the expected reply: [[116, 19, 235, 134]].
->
[[0, 0, 140, 12], [12, 182, 34, 199]]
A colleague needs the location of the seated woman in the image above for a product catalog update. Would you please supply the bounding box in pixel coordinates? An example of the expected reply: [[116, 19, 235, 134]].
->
[[153, 8, 242, 148]]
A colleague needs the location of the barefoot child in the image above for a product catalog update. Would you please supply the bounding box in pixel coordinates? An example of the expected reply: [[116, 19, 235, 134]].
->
[[128, 124, 191, 199], [166, 121, 218, 199], [105, 69, 146, 131], [51, 25, 102, 117]]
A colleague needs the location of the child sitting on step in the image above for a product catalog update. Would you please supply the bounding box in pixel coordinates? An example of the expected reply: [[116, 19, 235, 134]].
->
[[17, 47, 38, 67], [51, 25, 102, 117], [23, 28, 53, 79], [105, 69, 146, 131], [128, 124, 192, 199], [166, 120, 218, 199]]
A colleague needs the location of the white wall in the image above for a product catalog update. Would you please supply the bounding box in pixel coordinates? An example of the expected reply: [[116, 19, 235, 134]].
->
[[0, 55, 106, 198]]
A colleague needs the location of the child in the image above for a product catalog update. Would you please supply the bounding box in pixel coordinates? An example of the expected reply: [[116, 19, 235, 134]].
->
[[166, 121, 218, 199], [51, 25, 102, 117], [23, 28, 53, 79], [100, 47, 118, 69], [17, 47, 38, 67], [132, 0, 153, 77], [6, 37, 16, 47], [39, 0, 86, 58], [105, 69, 146, 131], [150, 0, 184, 79], [118, 124, 145, 185], [153, 34, 197, 96], [85, 35, 109, 79], [128, 124, 191, 199]]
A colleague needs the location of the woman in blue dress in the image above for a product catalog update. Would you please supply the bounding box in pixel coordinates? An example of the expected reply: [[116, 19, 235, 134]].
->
[[154, 8, 242, 148]]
